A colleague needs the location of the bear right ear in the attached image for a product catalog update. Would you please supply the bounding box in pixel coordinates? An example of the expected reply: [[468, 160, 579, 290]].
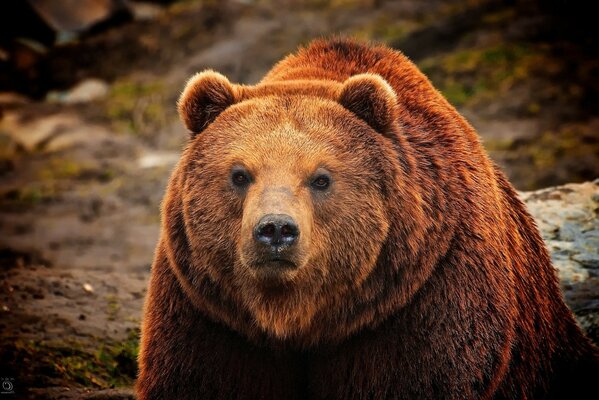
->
[[177, 70, 237, 136]]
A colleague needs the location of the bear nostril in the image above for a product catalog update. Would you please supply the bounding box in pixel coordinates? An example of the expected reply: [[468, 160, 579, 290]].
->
[[280, 223, 298, 241], [254, 214, 299, 248], [260, 223, 276, 238]]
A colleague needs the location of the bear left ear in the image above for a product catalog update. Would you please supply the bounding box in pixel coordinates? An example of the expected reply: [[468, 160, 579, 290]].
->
[[177, 70, 237, 137], [338, 73, 398, 135]]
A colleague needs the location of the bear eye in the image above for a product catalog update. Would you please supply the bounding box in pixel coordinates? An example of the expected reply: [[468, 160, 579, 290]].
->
[[231, 167, 251, 188], [310, 172, 331, 191]]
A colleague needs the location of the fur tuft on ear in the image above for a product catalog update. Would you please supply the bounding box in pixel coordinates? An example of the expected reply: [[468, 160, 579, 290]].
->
[[177, 70, 237, 136], [338, 73, 397, 134]]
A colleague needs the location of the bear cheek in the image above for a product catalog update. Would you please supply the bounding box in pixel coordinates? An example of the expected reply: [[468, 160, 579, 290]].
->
[[354, 197, 390, 283], [182, 175, 243, 270], [322, 192, 389, 287]]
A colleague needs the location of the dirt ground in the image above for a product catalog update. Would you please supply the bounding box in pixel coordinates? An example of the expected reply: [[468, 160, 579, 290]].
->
[[0, 1, 597, 398]]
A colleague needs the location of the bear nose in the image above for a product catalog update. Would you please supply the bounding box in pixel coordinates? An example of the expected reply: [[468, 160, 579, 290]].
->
[[253, 214, 299, 248]]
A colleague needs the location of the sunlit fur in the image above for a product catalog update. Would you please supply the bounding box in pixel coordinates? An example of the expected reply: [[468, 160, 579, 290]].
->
[[137, 39, 598, 400]]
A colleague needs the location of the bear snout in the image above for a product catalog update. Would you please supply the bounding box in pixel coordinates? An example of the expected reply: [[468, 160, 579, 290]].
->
[[253, 214, 299, 248], [251, 214, 300, 268]]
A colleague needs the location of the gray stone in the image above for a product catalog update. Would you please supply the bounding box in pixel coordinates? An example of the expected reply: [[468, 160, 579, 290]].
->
[[572, 253, 599, 269], [1, 111, 111, 152], [47, 79, 109, 104], [522, 180, 599, 342]]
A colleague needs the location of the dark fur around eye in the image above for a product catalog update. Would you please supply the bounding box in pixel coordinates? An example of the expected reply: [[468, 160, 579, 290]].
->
[[310, 171, 332, 191], [231, 167, 251, 188]]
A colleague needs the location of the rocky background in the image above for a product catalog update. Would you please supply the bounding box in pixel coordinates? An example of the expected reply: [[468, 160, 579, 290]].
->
[[0, 1, 597, 399]]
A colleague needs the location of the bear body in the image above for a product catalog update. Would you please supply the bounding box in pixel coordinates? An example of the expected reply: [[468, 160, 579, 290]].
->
[[137, 39, 598, 399]]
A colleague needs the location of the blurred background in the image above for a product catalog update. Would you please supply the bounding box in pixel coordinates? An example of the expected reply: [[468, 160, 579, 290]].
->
[[0, 0, 597, 398]]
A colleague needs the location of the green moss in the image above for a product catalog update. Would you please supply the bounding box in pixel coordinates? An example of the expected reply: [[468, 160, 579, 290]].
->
[[481, 8, 516, 24], [527, 102, 541, 115], [528, 128, 586, 169], [36, 158, 114, 184], [418, 44, 552, 107], [0, 185, 57, 209], [439, 79, 471, 106], [38, 159, 84, 181], [13, 329, 139, 388], [280, 0, 376, 9], [486, 124, 599, 187], [0, 132, 19, 160], [352, 16, 420, 43], [168, 0, 216, 16], [14, 187, 45, 205], [105, 79, 169, 136], [483, 137, 514, 152], [97, 168, 116, 182], [106, 295, 121, 322]]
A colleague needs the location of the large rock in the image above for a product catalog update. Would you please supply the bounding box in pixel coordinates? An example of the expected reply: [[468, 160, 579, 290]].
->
[[521, 179, 599, 343]]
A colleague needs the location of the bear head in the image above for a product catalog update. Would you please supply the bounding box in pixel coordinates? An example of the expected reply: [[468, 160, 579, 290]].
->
[[163, 70, 439, 346]]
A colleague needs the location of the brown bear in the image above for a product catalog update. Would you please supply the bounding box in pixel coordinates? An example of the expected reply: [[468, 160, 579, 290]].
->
[[136, 38, 598, 399]]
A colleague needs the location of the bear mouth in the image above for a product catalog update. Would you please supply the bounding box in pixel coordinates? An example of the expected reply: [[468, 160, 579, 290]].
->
[[257, 258, 297, 269], [248, 253, 299, 270], [248, 258, 298, 287]]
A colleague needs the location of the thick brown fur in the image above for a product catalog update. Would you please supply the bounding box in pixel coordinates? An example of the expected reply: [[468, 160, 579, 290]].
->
[[137, 39, 599, 399]]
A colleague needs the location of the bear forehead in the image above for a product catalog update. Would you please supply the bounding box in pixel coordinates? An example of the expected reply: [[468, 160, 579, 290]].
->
[[227, 126, 334, 171], [238, 80, 343, 100], [223, 95, 349, 131], [209, 128, 347, 180], [202, 95, 375, 166]]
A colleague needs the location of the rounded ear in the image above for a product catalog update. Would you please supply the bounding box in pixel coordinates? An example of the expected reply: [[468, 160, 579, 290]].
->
[[338, 73, 397, 134], [177, 70, 237, 136]]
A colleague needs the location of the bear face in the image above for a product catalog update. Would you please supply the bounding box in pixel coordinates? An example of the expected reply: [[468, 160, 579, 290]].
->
[[172, 72, 415, 342]]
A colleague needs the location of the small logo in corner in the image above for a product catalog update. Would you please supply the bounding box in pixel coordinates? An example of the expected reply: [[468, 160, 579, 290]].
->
[[0, 377, 15, 395]]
